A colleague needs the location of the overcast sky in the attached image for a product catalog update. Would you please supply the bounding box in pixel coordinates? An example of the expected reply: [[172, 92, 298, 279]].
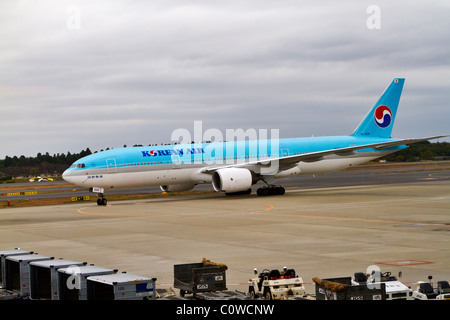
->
[[1, 0, 449, 159]]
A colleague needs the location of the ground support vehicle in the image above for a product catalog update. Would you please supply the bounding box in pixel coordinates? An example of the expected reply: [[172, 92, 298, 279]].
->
[[174, 260, 227, 297], [352, 271, 413, 300], [314, 276, 386, 300], [412, 276, 450, 300], [248, 267, 306, 300]]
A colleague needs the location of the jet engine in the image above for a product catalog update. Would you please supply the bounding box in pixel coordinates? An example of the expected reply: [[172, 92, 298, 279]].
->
[[212, 168, 254, 193], [160, 184, 195, 193]]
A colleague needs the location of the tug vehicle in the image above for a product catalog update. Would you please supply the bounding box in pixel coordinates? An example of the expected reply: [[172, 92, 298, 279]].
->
[[351, 271, 413, 300], [412, 276, 450, 300], [248, 267, 306, 300]]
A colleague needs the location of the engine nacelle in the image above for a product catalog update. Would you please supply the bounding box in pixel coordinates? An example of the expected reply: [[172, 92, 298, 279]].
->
[[212, 168, 253, 193], [160, 184, 195, 193]]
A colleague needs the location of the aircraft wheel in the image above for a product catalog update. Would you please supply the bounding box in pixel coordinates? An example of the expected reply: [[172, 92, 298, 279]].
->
[[264, 287, 272, 300], [257, 187, 269, 196], [276, 186, 285, 195], [257, 186, 285, 196], [97, 198, 107, 206]]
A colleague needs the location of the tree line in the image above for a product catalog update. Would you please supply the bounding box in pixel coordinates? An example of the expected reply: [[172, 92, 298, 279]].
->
[[381, 141, 450, 162], [0, 148, 92, 179], [0, 142, 449, 179]]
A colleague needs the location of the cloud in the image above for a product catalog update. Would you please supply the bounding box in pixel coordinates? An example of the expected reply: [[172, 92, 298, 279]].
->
[[1, 0, 449, 158]]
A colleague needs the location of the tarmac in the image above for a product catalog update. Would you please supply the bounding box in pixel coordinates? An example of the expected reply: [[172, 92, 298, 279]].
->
[[0, 166, 449, 296]]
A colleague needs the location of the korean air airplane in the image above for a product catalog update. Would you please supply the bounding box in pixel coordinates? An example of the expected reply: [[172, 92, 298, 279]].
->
[[63, 78, 447, 205]]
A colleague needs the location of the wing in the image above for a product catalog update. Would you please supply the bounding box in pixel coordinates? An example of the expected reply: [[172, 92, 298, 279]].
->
[[201, 135, 448, 173]]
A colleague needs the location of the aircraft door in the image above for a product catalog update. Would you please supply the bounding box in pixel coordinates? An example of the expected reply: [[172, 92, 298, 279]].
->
[[171, 154, 181, 169], [106, 158, 117, 173]]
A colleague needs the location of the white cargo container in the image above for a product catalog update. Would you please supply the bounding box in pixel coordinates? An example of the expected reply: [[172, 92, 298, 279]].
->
[[0, 249, 32, 287], [4, 254, 53, 297], [87, 272, 157, 300], [29, 259, 87, 300], [57, 265, 117, 300]]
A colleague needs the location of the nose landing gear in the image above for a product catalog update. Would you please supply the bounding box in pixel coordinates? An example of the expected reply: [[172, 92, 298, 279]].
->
[[90, 187, 108, 206], [97, 194, 107, 206]]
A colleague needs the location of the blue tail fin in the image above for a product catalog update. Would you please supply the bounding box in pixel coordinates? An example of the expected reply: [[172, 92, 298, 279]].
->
[[351, 78, 405, 138]]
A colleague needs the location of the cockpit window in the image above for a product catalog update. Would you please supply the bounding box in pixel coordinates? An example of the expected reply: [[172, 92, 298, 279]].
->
[[70, 163, 86, 169]]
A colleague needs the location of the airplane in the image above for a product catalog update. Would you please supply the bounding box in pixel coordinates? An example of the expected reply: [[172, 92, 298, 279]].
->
[[62, 78, 447, 206]]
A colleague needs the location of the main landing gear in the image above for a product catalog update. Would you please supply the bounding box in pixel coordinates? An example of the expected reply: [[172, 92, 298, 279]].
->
[[256, 185, 285, 196], [224, 185, 285, 196], [256, 178, 285, 196]]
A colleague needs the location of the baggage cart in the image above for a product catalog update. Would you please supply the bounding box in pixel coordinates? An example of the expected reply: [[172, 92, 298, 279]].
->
[[29, 259, 86, 300], [314, 276, 386, 300], [0, 249, 32, 287], [57, 265, 117, 300], [3, 254, 53, 297], [174, 262, 227, 297], [87, 272, 157, 300]]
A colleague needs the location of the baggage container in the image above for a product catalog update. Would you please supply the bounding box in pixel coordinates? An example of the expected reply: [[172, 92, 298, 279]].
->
[[0, 249, 32, 286], [29, 259, 87, 300], [174, 262, 227, 297], [87, 272, 157, 300], [57, 265, 117, 300], [3, 254, 53, 297], [314, 276, 386, 300]]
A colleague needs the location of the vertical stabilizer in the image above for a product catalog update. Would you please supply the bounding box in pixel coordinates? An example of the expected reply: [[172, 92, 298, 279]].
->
[[351, 78, 404, 138]]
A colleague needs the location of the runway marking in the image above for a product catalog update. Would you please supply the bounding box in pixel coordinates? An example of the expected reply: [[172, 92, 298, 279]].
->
[[77, 206, 151, 217], [248, 201, 449, 226], [376, 260, 433, 266], [418, 173, 450, 181], [246, 202, 275, 214], [256, 211, 449, 226], [78, 206, 115, 216]]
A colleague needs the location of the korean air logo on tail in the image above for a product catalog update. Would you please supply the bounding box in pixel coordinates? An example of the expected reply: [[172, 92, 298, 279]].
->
[[374, 105, 392, 128]]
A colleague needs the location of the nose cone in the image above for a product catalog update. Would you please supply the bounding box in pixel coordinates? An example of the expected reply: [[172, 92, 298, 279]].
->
[[62, 169, 74, 184]]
